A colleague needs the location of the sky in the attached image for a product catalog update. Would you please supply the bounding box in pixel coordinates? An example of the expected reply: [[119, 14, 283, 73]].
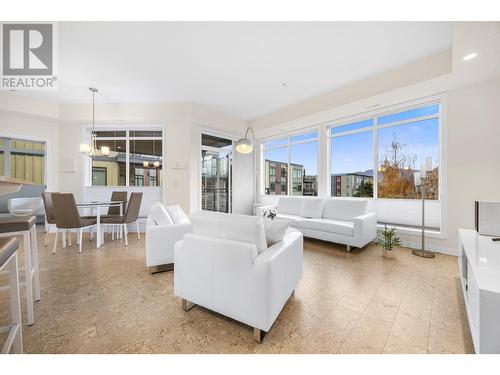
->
[[264, 104, 440, 176]]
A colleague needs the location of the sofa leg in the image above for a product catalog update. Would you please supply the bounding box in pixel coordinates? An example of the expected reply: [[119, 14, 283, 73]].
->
[[182, 299, 196, 312], [254, 328, 267, 343], [150, 263, 174, 274], [347, 245, 351, 252]]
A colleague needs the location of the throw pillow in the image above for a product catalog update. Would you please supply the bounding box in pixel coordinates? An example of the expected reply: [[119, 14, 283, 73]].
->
[[264, 218, 290, 247]]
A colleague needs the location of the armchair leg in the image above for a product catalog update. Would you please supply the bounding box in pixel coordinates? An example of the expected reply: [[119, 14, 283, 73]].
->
[[182, 299, 196, 311], [347, 245, 351, 252], [254, 328, 267, 343]]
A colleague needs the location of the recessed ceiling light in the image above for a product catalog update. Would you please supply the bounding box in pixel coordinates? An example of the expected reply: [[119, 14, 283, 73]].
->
[[463, 52, 478, 61]]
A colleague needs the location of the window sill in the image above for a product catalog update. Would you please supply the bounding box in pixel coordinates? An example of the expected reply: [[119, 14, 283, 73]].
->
[[377, 223, 443, 239]]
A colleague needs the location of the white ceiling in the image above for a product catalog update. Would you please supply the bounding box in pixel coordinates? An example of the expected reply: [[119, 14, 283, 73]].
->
[[19, 22, 453, 120]]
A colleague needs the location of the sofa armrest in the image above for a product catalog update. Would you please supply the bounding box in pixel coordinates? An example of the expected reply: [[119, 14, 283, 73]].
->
[[174, 233, 258, 313], [252, 228, 303, 331], [353, 212, 377, 245], [145, 222, 192, 267]]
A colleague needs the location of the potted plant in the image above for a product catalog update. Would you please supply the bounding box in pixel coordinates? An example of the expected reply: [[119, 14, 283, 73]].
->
[[377, 225, 401, 259]]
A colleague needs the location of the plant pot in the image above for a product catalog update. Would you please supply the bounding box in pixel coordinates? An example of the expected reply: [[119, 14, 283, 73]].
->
[[383, 249, 396, 259]]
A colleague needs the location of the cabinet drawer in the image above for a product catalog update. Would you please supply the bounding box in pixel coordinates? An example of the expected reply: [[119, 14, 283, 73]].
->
[[467, 263, 480, 330]]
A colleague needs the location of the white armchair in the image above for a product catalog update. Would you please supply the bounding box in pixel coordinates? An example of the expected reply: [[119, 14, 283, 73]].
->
[[174, 212, 303, 342], [145, 203, 192, 273]]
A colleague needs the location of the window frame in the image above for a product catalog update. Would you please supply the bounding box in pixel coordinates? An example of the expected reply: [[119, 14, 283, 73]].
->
[[0, 136, 47, 185], [327, 98, 442, 201], [260, 127, 320, 196], [85, 127, 163, 188]]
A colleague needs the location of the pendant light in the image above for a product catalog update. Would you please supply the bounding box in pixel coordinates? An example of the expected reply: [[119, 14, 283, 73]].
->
[[80, 87, 104, 156], [235, 127, 255, 154]]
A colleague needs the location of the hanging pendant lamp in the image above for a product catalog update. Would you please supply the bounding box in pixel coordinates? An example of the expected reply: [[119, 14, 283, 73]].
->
[[80, 87, 104, 156]]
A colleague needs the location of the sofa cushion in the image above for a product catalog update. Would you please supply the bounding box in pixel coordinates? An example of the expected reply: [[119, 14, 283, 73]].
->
[[149, 202, 174, 225], [191, 212, 267, 254], [276, 213, 301, 226], [277, 197, 305, 216], [322, 198, 368, 221], [166, 205, 190, 224], [263, 218, 290, 247], [298, 218, 354, 237], [300, 198, 324, 218]]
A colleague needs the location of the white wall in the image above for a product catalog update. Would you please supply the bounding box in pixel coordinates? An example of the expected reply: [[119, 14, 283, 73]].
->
[[232, 149, 256, 214]]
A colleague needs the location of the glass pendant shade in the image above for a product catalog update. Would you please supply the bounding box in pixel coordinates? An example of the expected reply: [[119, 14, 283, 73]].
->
[[235, 127, 255, 154]]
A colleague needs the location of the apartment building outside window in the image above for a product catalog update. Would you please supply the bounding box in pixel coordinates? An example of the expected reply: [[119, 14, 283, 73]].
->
[[262, 130, 318, 196]]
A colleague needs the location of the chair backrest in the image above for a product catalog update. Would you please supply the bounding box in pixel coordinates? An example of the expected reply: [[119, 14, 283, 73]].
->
[[190, 211, 267, 254], [124, 192, 142, 223], [42, 192, 56, 224], [107, 191, 127, 215], [322, 198, 368, 221], [148, 202, 174, 226], [52, 193, 82, 229], [277, 197, 305, 216]]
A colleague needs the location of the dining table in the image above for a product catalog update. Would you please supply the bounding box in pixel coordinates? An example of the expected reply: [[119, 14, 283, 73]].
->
[[76, 200, 126, 248]]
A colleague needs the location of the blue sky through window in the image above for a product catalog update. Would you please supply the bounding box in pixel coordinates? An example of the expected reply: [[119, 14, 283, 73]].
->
[[331, 130, 373, 174]]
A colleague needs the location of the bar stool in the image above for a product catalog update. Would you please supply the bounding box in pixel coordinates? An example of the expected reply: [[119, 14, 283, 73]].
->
[[0, 237, 23, 354], [0, 216, 40, 326]]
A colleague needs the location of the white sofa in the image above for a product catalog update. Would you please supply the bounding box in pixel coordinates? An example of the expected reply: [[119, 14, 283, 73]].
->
[[145, 202, 192, 273], [259, 197, 377, 251], [174, 211, 303, 342]]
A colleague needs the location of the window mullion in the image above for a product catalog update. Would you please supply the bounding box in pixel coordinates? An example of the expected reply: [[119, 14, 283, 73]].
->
[[373, 117, 378, 199], [125, 131, 130, 187], [287, 138, 291, 195]]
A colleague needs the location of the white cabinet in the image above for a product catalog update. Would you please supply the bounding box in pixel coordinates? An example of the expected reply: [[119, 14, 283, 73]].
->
[[458, 229, 500, 353]]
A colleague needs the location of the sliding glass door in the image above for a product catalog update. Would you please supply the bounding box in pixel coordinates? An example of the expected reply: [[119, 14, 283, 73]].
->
[[201, 134, 233, 213]]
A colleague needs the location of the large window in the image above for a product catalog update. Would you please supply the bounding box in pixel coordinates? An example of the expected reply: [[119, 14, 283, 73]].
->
[[329, 102, 440, 200], [0, 137, 45, 185], [262, 130, 318, 196], [90, 130, 162, 187]]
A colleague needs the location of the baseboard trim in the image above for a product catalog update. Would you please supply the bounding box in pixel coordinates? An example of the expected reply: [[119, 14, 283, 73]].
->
[[399, 240, 458, 257]]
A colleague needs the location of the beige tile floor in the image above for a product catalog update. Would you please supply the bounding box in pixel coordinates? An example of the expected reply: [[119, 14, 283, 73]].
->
[[0, 231, 474, 354]]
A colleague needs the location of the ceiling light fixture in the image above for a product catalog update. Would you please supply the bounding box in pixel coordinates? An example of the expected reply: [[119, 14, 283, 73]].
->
[[80, 87, 108, 157], [463, 52, 478, 61], [235, 127, 255, 154]]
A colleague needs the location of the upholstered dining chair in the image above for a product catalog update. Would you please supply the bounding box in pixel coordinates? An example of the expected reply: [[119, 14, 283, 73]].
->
[[105, 191, 127, 241], [51, 193, 97, 254], [101, 192, 142, 246], [41, 192, 57, 247]]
